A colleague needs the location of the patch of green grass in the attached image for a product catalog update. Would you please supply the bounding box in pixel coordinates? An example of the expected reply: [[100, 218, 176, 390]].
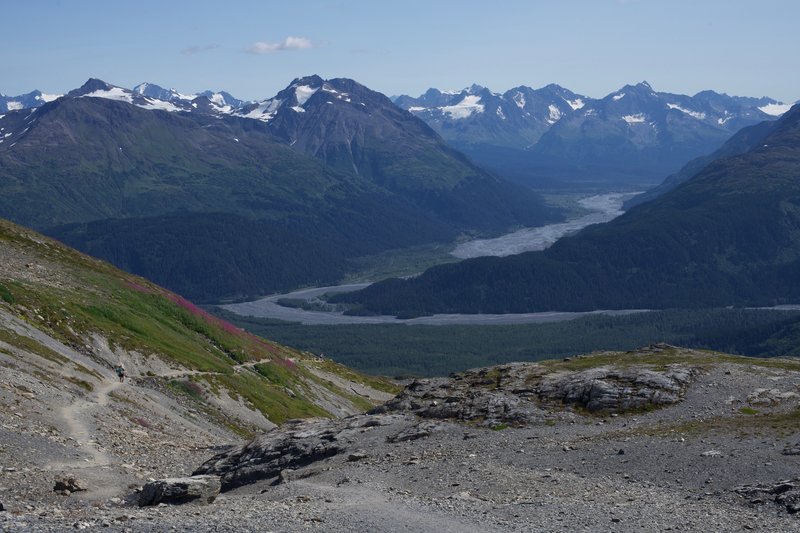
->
[[306, 358, 400, 395], [303, 371, 375, 412], [739, 407, 760, 415], [0, 283, 15, 304], [490, 423, 509, 431], [542, 348, 800, 373], [211, 370, 330, 425], [169, 379, 205, 401]]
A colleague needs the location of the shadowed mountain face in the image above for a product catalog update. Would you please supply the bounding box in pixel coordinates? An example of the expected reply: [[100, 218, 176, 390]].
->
[[335, 105, 800, 316], [396, 82, 785, 188], [0, 77, 557, 301]]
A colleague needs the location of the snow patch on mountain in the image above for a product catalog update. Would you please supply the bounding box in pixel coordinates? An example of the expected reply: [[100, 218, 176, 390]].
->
[[440, 95, 484, 119], [513, 92, 526, 109], [548, 105, 562, 123], [37, 93, 61, 103], [137, 99, 184, 112], [623, 114, 646, 124], [612, 93, 625, 101], [666, 103, 706, 120], [566, 98, 584, 110], [207, 93, 228, 106], [758, 102, 793, 116], [81, 87, 133, 104], [239, 99, 282, 122], [294, 85, 318, 106], [6, 101, 22, 111]]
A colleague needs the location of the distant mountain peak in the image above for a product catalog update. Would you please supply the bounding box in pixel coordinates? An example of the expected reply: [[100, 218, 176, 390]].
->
[[68, 78, 115, 97], [290, 75, 325, 89]]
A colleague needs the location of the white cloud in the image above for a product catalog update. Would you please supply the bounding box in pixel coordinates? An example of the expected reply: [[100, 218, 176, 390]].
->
[[247, 36, 313, 54]]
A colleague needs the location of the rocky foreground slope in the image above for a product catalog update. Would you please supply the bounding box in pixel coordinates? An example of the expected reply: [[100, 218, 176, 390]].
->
[[3, 340, 800, 531], [0, 217, 394, 530]]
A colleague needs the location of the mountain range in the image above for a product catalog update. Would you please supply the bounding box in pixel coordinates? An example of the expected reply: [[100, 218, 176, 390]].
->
[[0, 77, 555, 302], [7, 80, 791, 191], [334, 103, 800, 315], [395, 82, 791, 187]]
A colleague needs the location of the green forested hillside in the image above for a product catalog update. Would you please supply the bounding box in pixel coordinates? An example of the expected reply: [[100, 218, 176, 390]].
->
[[218, 308, 800, 377], [336, 105, 800, 316], [0, 79, 557, 301]]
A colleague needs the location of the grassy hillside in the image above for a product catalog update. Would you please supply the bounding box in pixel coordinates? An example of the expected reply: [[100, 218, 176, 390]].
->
[[0, 217, 396, 433]]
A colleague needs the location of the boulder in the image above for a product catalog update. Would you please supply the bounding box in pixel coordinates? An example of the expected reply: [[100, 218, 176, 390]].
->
[[53, 476, 87, 494], [138, 475, 221, 506], [375, 359, 700, 423], [194, 415, 405, 491], [537, 365, 698, 413]]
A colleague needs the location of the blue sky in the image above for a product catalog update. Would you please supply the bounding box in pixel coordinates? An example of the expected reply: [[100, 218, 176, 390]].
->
[[2, 0, 798, 102]]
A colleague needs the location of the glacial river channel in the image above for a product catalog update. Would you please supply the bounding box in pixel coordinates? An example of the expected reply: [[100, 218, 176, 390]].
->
[[222, 192, 654, 325]]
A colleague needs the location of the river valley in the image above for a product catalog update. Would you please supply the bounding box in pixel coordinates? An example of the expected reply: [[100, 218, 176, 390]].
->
[[222, 192, 647, 325]]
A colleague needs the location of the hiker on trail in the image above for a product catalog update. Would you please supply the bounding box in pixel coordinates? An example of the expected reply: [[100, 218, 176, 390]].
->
[[115, 364, 126, 383]]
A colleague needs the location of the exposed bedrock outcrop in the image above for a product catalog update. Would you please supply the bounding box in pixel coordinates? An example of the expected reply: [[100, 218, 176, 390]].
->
[[375, 355, 701, 426]]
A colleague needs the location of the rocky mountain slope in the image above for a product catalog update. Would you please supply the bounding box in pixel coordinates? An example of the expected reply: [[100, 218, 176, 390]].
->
[[5, 344, 800, 531], [0, 77, 555, 301], [336, 104, 800, 316], [396, 82, 788, 188], [0, 216, 395, 526]]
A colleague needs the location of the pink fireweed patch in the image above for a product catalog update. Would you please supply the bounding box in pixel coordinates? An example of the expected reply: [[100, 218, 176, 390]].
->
[[164, 292, 281, 357]]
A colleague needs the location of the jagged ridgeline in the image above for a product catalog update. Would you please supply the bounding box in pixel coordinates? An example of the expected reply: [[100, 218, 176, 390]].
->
[[0, 77, 557, 302], [0, 217, 396, 433]]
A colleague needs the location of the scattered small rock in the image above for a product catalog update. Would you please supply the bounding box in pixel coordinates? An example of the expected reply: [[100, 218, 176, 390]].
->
[[734, 478, 800, 515], [782, 444, 800, 456]]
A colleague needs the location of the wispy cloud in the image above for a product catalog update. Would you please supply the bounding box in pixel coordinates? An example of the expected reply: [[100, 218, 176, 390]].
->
[[247, 36, 313, 54], [181, 44, 219, 55]]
